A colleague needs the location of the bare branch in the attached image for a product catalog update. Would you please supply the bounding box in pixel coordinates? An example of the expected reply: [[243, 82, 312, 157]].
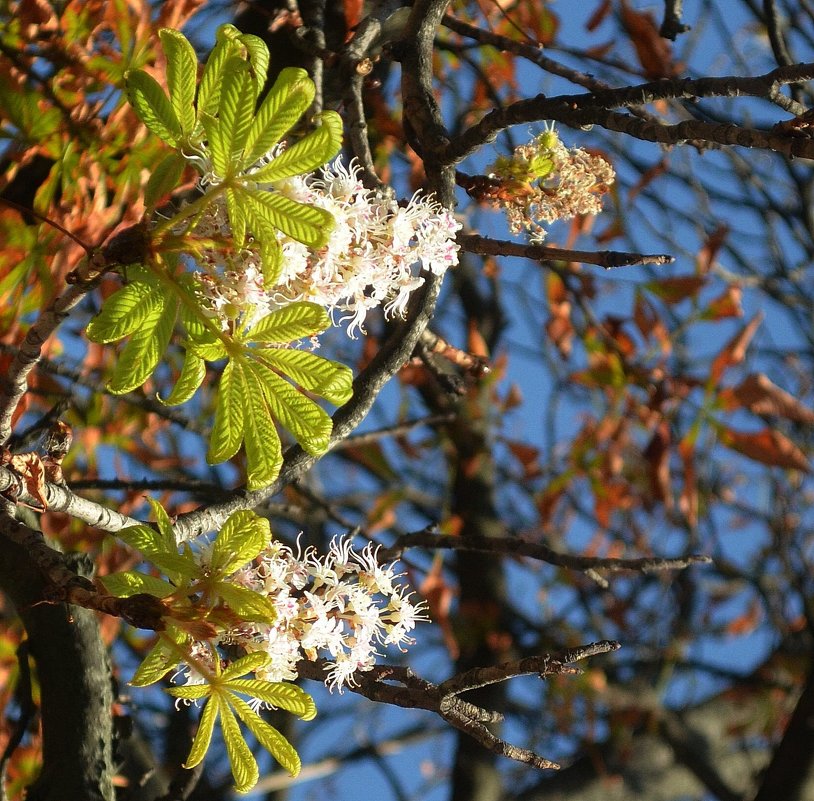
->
[[442, 64, 814, 164], [382, 527, 711, 576], [460, 233, 674, 269], [295, 641, 619, 772]]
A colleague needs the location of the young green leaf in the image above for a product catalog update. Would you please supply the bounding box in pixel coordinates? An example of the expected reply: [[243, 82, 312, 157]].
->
[[216, 583, 277, 623], [208, 359, 246, 463], [242, 67, 315, 168], [237, 32, 270, 96], [159, 348, 206, 406], [125, 69, 181, 146], [220, 650, 271, 681], [166, 684, 212, 701], [106, 290, 177, 394], [117, 523, 170, 557], [228, 694, 302, 776], [159, 28, 197, 136], [244, 301, 329, 344], [256, 349, 354, 406], [184, 694, 220, 768], [85, 277, 164, 344], [248, 111, 342, 183], [197, 26, 242, 118], [237, 186, 334, 248], [241, 363, 284, 489], [131, 628, 187, 687], [219, 699, 260, 792], [199, 110, 228, 178], [249, 359, 333, 455], [100, 571, 176, 599], [209, 510, 271, 575], [218, 56, 257, 167], [147, 497, 177, 549], [225, 679, 317, 720], [145, 151, 186, 209]]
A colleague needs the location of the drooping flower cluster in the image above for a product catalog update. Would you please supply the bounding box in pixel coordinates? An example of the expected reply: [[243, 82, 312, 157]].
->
[[488, 127, 615, 242], [186, 158, 461, 337], [271, 159, 462, 336], [179, 536, 427, 693]]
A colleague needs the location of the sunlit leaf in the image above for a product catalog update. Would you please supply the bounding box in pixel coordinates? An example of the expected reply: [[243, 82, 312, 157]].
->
[[242, 67, 315, 168], [159, 28, 198, 135], [255, 348, 353, 406], [248, 111, 342, 182], [219, 698, 259, 792], [220, 650, 271, 681], [237, 186, 334, 248], [144, 151, 187, 209], [208, 360, 246, 463], [228, 694, 302, 776], [85, 278, 163, 345], [125, 69, 181, 146], [209, 510, 271, 575], [100, 571, 176, 599], [249, 359, 332, 455], [241, 363, 283, 489], [226, 679, 317, 720], [159, 349, 206, 406], [245, 302, 329, 344], [184, 695, 220, 769]]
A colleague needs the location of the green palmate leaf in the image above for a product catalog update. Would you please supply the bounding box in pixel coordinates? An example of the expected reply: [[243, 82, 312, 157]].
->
[[226, 679, 317, 720], [101, 571, 176, 599], [216, 582, 277, 622], [242, 67, 315, 168], [181, 304, 228, 361], [225, 186, 248, 247], [241, 364, 284, 489], [228, 694, 302, 777], [257, 349, 354, 406], [159, 28, 197, 136], [220, 650, 270, 681], [219, 698, 260, 792], [249, 359, 332, 455], [166, 684, 212, 701], [145, 151, 186, 209], [184, 694, 220, 768], [199, 110, 228, 178], [86, 277, 163, 344], [107, 289, 178, 394], [218, 57, 257, 166], [248, 111, 342, 183], [197, 26, 242, 118], [125, 69, 181, 146], [118, 523, 168, 556], [131, 627, 187, 687], [259, 238, 283, 285], [210, 510, 270, 575], [148, 549, 199, 581], [208, 359, 246, 463], [147, 497, 176, 550], [237, 33, 270, 95], [245, 301, 329, 343], [238, 186, 334, 248], [159, 348, 206, 406]]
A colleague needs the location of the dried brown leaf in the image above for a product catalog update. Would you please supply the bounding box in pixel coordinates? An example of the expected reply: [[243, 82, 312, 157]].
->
[[720, 426, 810, 472]]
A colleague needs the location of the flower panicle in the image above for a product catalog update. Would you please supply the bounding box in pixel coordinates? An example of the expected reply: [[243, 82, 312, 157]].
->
[[174, 534, 428, 694], [488, 126, 615, 243]]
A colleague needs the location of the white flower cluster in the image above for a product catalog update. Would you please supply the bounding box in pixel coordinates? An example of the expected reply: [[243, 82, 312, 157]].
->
[[190, 159, 461, 337], [489, 128, 615, 243], [271, 159, 461, 336], [183, 537, 427, 693]]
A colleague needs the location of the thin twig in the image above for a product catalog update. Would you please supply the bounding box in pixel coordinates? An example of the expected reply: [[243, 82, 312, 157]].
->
[[460, 233, 674, 269], [382, 527, 712, 576]]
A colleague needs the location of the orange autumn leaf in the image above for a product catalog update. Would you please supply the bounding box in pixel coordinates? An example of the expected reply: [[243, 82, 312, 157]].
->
[[719, 426, 810, 472], [720, 373, 814, 424], [620, 0, 678, 78], [710, 312, 763, 384]]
